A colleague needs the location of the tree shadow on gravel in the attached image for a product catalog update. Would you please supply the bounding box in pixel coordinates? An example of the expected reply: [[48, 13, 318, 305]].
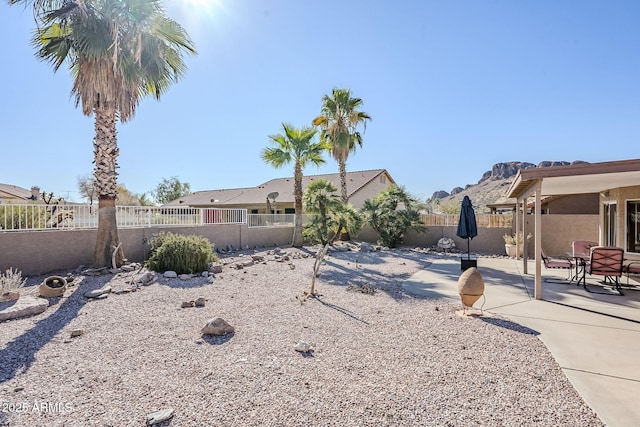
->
[[316, 250, 433, 302], [480, 317, 540, 335], [0, 274, 114, 382], [308, 295, 370, 325]]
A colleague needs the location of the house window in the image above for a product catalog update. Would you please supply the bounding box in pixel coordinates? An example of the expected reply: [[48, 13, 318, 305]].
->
[[380, 175, 386, 184], [626, 200, 640, 253], [603, 202, 616, 247], [284, 208, 295, 214]]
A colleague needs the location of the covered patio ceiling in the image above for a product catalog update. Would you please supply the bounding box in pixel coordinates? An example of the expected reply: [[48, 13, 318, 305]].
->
[[508, 158, 640, 198], [506, 158, 640, 300]]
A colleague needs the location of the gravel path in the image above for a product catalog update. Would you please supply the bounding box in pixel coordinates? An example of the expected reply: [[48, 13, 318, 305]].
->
[[0, 243, 603, 426]]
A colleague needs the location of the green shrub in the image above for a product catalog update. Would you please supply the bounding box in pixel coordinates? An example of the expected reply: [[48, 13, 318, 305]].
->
[[145, 232, 217, 274], [361, 185, 426, 248]]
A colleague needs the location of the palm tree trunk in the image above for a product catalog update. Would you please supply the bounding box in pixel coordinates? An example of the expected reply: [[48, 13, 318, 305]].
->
[[292, 162, 304, 247], [339, 159, 348, 203], [338, 159, 351, 240], [92, 107, 124, 267]]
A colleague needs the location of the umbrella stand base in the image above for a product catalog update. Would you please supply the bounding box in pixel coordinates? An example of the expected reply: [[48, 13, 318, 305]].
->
[[460, 258, 478, 272]]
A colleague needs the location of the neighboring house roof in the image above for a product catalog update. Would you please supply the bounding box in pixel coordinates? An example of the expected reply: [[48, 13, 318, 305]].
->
[[166, 169, 395, 207], [0, 183, 32, 201]]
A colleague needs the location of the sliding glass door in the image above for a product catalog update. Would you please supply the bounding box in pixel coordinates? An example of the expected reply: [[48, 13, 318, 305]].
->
[[626, 200, 640, 253]]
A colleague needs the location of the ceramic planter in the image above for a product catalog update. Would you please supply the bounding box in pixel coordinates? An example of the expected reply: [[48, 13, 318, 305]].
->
[[39, 276, 67, 297]]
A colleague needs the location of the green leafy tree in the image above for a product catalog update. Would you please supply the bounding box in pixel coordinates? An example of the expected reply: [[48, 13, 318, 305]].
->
[[439, 200, 461, 215], [11, 0, 196, 267], [152, 177, 192, 205], [117, 185, 147, 206], [137, 193, 154, 206], [261, 123, 328, 247], [313, 88, 371, 203], [361, 185, 426, 248], [303, 179, 342, 244]]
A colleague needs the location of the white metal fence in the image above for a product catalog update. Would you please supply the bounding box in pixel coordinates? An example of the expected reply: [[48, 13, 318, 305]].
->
[[0, 203, 512, 232], [0, 204, 291, 231]]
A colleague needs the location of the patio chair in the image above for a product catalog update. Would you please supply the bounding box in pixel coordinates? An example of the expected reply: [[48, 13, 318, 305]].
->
[[623, 261, 640, 286], [582, 246, 624, 295], [541, 249, 574, 283], [572, 240, 598, 258]]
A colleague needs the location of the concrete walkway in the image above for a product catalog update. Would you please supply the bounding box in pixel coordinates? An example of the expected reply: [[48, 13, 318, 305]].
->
[[402, 255, 640, 427]]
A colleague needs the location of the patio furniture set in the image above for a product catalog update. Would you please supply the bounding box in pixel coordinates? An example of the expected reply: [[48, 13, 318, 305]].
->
[[541, 240, 640, 295]]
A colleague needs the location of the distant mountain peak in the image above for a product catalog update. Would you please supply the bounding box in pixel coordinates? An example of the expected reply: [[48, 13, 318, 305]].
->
[[431, 160, 588, 211]]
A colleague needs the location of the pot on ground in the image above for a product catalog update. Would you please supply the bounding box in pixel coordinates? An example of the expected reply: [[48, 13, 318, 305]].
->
[[39, 276, 67, 297], [504, 244, 523, 257]]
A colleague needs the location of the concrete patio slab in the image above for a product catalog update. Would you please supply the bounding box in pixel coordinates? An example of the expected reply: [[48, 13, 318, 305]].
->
[[402, 255, 640, 427]]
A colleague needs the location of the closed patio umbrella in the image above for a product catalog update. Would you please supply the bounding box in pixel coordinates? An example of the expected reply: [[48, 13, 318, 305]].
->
[[456, 196, 478, 260]]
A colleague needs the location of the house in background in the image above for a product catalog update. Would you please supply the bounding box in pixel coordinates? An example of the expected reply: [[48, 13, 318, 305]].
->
[[164, 169, 396, 213], [0, 184, 40, 203]]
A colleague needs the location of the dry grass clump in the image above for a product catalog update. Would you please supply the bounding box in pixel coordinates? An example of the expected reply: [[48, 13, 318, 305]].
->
[[0, 267, 27, 293]]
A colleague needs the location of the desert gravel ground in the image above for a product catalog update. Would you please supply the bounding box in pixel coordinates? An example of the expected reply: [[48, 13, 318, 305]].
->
[[0, 243, 603, 426]]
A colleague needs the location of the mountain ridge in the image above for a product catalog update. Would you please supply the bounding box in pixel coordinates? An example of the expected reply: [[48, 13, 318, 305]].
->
[[431, 160, 589, 212]]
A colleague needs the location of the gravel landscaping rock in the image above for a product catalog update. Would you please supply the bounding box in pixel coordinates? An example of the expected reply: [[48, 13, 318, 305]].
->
[[0, 244, 603, 426]]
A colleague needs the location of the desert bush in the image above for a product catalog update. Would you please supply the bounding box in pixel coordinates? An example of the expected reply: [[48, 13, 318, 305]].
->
[[361, 185, 426, 248], [0, 268, 27, 292], [145, 232, 217, 274]]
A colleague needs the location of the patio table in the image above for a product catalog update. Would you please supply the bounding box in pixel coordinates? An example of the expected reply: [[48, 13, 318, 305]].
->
[[566, 252, 589, 285]]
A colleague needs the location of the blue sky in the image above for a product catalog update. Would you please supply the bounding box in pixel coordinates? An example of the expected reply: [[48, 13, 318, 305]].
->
[[2, 0, 639, 203]]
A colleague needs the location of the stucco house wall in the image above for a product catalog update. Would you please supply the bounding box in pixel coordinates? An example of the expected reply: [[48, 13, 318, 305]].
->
[[544, 193, 599, 214], [346, 171, 394, 207]]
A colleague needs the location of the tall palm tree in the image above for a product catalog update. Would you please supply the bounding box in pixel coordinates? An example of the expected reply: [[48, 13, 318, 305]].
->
[[312, 88, 371, 203], [11, 0, 196, 266], [261, 123, 328, 247]]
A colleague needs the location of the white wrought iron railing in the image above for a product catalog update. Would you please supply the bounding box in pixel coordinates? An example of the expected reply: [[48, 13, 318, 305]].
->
[[0, 203, 513, 232], [248, 213, 295, 228], [0, 204, 247, 231], [203, 208, 247, 225]]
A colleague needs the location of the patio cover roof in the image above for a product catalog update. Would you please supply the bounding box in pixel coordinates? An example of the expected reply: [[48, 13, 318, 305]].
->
[[507, 158, 640, 199], [506, 158, 640, 301]]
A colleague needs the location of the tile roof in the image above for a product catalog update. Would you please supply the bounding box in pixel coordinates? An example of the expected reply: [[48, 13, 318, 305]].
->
[[0, 183, 32, 200], [165, 169, 393, 207]]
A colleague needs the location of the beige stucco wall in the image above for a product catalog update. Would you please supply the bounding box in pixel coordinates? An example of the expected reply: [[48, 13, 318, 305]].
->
[[525, 214, 599, 257], [546, 194, 599, 214], [0, 213, 605, 276], [0, 225, 295, 276], [347, 172, 394, 208]]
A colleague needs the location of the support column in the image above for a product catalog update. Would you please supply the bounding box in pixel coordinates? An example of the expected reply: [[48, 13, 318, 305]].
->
[[534, 185, 542, 299]]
